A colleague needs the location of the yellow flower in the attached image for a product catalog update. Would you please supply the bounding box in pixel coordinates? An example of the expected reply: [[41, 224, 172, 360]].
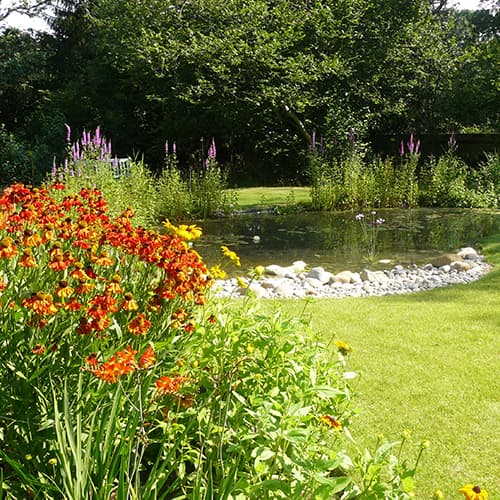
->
[[319, 415, 342, 431], [48, 458, 57, 465], [458, 485, 488, 500], [335, 340, 352, 355], [254, 265, 265, 277], [221, 245, 241, 267], [163, 219, 202, 241], [433, 489, 444, 499], [236, 276, 248, 288], [209, 264, 227, 280]]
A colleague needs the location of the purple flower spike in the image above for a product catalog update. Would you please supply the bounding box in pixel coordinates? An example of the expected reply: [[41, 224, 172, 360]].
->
[[65, 123, 71, 142], [52, 158, 57, 177], [95, 126, 101, 146], [113, 156, 119, 169], [448, 133, 457, 148], [173, 142, 177, 155], [81, 130, 87, 146], [208, 137, 216, 159], [399, 140, 405, 156], [349, 127, 356, 146], [407, 133, 415, 154], [415, 140, 421, 154], [165, 140, 169, 155]]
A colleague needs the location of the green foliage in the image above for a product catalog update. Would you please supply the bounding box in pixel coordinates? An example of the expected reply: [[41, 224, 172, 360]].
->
[[154, 164, 192, 221], [310, 150, 420, 211], [47, 129, 238, 223], [189, 164, 238, 219], [0, 183, 428, 499], [420, 148, 499, 208], [311, 144, 498, 212], [0, 125, 31, 186]]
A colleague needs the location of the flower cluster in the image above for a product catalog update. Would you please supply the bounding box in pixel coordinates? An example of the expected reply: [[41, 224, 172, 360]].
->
[[221, 245, 241, 267], [399, 133, 421, 156], [85, 345, 156, 383], [0, 183, 211, 346]]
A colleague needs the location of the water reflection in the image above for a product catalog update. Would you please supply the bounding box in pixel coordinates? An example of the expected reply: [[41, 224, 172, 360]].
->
[[194, 209, 500, 273]]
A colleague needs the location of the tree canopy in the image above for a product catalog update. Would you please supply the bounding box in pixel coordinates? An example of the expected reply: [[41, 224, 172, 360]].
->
[[0, 0, 498, 183]]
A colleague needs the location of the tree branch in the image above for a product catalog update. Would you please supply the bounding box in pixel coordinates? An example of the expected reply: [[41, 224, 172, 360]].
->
[[0, 0, 55, 23]]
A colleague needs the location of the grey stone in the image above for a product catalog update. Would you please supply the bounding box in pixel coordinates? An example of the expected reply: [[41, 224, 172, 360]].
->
[[333, 270, 354, 284], [307, 267, 333, 283], [457, 247, 480, 261], [451, 261, 472, 272], [430, 253, 462, 267]]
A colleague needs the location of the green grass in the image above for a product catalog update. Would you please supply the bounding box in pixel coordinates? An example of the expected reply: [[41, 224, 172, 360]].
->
[[235, 186, 311, 210], [276, 234, 500, 499]]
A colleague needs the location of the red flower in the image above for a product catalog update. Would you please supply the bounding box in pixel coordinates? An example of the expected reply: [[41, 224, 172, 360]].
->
[[32, 344, 45, 355], [0, 237, 17, 259], [128, 313, 151, 335], [22, 292, 58, 316], [139, 346, 156, 369], [155, 375, 189, 395]]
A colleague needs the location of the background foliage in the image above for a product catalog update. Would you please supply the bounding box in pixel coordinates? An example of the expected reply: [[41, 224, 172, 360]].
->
[[0, 0, 498, 185]]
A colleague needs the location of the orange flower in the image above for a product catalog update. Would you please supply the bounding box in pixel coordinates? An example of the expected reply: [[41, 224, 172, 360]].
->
[[184, 322, 195, 333], [54, 280, 74, 299], [32, 344, 45, 355], [139, 346, 156, 369], [22, 229, 42, 247], [19, 250, 37, 268], [75, 281, 94, 295], [69, 263, 90, 281], [155, 375, 189, 395], [92, 250, 114, 266], [88, 346, 138, 383], [63, 298, 84, 311], [319, 415, 342, 431], [89, 316, 111, 332], [22, 292, 58, 316], [121, 292, 139, 311], [0, 237, 17, 259], [85, 353, 99, 367], [128, 313, 151, 335], [48, 251, 74, 271]]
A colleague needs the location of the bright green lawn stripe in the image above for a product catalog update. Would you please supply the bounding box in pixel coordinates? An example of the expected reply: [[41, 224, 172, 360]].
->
[[276, 233, 500, 499], [235, 187, 310, 209]]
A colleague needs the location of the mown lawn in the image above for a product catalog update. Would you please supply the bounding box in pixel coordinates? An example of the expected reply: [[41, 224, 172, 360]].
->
[[277, 234, 500, 498], [235, 186, 310, 210]]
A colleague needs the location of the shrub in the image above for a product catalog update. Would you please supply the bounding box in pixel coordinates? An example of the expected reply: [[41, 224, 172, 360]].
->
[[0, 183, 424, 499], [0, 125, 31, 186]]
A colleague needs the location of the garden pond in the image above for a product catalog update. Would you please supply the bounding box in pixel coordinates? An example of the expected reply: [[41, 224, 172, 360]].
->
[[193, 208, 500, 274]]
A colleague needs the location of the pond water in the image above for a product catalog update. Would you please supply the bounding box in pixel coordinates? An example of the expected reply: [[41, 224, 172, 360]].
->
[[193, 208, 500, 274]]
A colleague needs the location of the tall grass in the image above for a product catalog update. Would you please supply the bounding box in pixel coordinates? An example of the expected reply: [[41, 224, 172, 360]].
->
[[310, 142, 498, 211], [49, 129, 238, 223]]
